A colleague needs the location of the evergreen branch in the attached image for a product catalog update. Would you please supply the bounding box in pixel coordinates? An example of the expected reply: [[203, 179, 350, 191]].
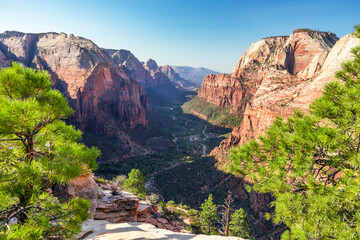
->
[[0, 138, 22, 142]]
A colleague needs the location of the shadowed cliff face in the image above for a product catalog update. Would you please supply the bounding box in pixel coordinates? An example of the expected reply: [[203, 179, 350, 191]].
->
[[0, 31, 148, 135], [143, 58, 172, 86], [106, 49, 156, 86], [0, 49, 10, 68]]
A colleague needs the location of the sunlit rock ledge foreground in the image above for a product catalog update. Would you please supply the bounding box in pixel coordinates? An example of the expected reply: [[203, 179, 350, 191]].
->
[[70, 175, 245, 239], [78, 220, 244, 240]]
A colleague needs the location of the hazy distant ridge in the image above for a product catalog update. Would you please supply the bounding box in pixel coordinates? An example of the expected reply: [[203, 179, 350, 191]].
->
[[170, 66, 220, 87]]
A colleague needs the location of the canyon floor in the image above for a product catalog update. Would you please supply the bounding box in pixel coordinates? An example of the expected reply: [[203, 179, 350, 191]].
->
[[90, 93, 282, 239], [93, 92, 232, 181]]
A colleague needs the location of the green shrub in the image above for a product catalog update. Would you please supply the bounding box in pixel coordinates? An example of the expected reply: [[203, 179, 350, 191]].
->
[[123, 169, 146, 198], [96, 177, 109, 185], [167, 200, 176, 207]]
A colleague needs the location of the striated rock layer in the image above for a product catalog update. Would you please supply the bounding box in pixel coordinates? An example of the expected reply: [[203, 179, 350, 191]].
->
[[199, 30, 338, 117], [205, 30, 360, 156], [0, 31, 149, 135]]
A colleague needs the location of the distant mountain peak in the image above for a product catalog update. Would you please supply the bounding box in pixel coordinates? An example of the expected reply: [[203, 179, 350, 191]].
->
[[144, 59, 158, 71], [170, 66, 220, 87]]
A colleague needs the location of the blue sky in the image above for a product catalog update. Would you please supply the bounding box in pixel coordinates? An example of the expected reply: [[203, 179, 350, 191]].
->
[[0, 0, 359, 73]]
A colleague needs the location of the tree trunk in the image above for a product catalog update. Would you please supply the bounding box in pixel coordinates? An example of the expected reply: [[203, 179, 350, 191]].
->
[[225, 206, 230, 236], [18, 194, 30, 224]]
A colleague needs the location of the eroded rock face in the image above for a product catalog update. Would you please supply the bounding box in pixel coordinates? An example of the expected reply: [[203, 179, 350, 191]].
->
[[198, 73, 255, 115], [67, 175, 104, 216], [95, 192, 139, 223], [0, 49, 10, 68], [232, 30, 338, 78], [68, 177, 184, 233], [0, 31, 148, 135], [144, 58, 159, 72], [106, 49, 156, 86], [210, 32, 360, 155], [199, 30, 338, 119], [141, 58, 172, 86]]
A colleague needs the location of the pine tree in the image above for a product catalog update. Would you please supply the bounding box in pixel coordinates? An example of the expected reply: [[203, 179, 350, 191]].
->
[[218, 191, 234, 236], [0, 63, 100, 239], [228, 25, 360, 239], [199, 194, 219, 235], [123, 169, 146, 198], [228, 208, 252, 239]]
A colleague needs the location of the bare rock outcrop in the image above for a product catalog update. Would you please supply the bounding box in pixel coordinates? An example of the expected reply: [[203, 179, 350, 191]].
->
[[69, 179, 184, 233], [142, 58, 171, 86], [199, 30, 338, 118], [67, 176, 184, 233], [0, 31, 148, 135], [106, 49, 156, 86], [67, 175, 103, 216], [144, 58, 159, 72], [209, 31, 360, 155], [79, 221, 243, 240], [231, 30, 338, 78], [94, 191, 139, 223], [94, 191, 182, 232]]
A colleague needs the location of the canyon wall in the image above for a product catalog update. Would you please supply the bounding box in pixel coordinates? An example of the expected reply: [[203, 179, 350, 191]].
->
[[201, 30, 360, 155], [0, 31, 148, 135], [226, 33, 360, 149], [0, 31, 157, 161], [199, 31, 338, 116], [186, 28, 359, 239], [106, 49, 156, 86]]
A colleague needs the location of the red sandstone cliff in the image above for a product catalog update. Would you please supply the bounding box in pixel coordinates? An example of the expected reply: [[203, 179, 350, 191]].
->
[[0, 31, 148, 135], [0, 31, 154, 161], [203, 30, 360, 156], [190, 29, 358, 239], [199, 31, 338, 116]]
